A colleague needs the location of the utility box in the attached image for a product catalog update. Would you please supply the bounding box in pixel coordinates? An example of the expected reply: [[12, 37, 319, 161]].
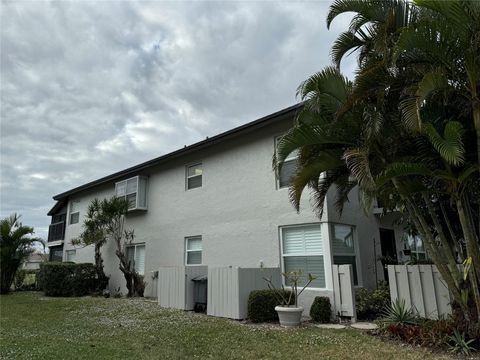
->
[[191, 275, 208, 313]]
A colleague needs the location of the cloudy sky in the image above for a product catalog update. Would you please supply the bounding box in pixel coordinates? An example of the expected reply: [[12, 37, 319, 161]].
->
[[1, 0, 355, 241]]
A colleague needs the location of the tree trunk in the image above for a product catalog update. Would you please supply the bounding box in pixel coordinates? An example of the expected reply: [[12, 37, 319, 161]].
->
[[0, 259, 20, 294], [421, 193, 460, 287], [403, 199, 468, 315], [456, 196, 480, 322], [94, 243, 109, 291]]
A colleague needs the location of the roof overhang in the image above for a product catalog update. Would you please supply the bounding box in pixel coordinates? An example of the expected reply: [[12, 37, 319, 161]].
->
[[52, 103, 302, 201]]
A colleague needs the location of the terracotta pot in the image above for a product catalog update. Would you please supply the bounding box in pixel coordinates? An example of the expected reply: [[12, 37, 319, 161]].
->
[[275, 305, 304, 327]]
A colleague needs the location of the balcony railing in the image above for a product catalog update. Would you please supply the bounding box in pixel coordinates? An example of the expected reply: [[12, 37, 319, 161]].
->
[[48, 221, 65, 242]]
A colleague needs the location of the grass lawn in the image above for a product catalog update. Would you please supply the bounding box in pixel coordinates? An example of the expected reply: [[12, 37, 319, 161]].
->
[[0, 292, 451, 360]]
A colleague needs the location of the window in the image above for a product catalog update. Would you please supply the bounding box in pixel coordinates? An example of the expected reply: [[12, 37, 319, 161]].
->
[[185, 236, 202, 265], [115, 176, 147, 211], [275, 137, 299, 188], [65, 249, 76, 262], [69, 201, 80, 225], [49, 246, 64, 262], [126, 244, 145, 275], [405, 235, 427, 260], [331, 224, 358, 285], [281, 225, 325, 288], [186, 163, 202, 190]]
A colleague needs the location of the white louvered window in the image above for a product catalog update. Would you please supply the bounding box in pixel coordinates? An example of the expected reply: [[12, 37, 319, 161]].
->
[[281, 225, 325, 288], [65, 249, 76, 262], [331, 224, 358, 285], [69, 201, 80, 225], [126, 244, 145, 275], [185, 236, 202, 265]]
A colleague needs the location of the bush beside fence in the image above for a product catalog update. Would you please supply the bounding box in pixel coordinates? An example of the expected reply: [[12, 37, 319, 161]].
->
[[38, 262, 97, 297]]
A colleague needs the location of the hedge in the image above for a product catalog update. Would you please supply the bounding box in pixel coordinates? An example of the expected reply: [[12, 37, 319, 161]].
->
[[14, 269, 39, 291], [355, 281, 390, 320], [247, 289, 295, 323], [310, 296, 331, 323], [38, 262, 97, 297]]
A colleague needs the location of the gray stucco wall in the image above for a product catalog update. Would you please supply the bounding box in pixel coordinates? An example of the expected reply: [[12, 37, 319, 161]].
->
[[58, 115, 404, 299], [60, 119, 332, 297]]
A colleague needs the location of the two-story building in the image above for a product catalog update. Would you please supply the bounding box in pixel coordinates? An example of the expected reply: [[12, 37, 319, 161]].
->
[[47, 104, 426, 305]]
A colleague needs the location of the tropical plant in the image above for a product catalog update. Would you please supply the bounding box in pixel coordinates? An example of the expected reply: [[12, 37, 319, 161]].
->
[[0, 213, 44, 294], [447, 330, 476, 355], [381, 298, 417, 326], [72, 198, 111, 291], [74, 197, 145, 297], [263, 270, 316, 308], [276, 0, 480, 325]]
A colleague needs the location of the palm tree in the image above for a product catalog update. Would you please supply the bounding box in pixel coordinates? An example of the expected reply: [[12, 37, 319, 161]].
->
[[0, 214, 44, 294], [392, 0, 480, 287], [277, 29, 480, 320]]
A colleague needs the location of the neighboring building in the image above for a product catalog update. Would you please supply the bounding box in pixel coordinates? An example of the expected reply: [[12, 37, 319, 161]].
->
[[46, 104, 420, 306], [22, 252, 47, 270]]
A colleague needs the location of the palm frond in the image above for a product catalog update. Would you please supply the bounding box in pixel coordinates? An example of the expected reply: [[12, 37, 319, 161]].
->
[[288, 151, 346, 212], [375, 162, 433, 188], [343, 147, 375, 191], [331, 31, 365, 69], [423, 121, 465, 166]]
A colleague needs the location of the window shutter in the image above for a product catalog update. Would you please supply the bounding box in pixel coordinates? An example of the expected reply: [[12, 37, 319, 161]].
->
[[282, 225, 325, 288], [187, 237, 202, 250], [282, 228, 304, 255], [304, 226, 323, 254], [187, 251, 202, 265]]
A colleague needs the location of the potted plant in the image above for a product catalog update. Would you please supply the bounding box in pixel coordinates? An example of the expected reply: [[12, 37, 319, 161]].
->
[[264, 270, 316, 327]]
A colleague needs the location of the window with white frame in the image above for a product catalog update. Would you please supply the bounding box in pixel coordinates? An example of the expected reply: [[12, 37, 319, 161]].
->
[[126, 244, 145, 275], [281, 225, 325, 288], [331, 223, 358, 285], [69, 201, 80, 225], [405, 235, 427, 260], [115, 176, 147, 211], [65, 249, 76, 262], [185, 236, 202, 265], [275, 137, 299, 189], [186, 163, 202, 190]]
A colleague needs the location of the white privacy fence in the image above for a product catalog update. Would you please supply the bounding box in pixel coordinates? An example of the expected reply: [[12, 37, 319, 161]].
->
[[157, 266, 207, 310], [387, 265, 451, 319], [207, 267, 281, 319], [157, 265, 357, 321], [332, 264, 356, 321]]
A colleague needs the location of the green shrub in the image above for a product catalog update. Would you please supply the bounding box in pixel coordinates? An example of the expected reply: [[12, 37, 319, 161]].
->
[[14, 269, 27, 289], [310, 297, 331, 323], [38, 262, 97, 297], [382, 298, 417, 325], [247, 289, 295, 323], [355, 281, 390, 320]]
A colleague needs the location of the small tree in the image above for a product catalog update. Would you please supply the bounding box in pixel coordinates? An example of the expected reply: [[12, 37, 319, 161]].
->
[[77, 197, 145, 297], [72, 199, 110, 291], [0, 214, 44, 294]]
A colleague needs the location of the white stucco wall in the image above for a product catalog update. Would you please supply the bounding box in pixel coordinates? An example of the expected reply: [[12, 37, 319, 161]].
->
[[56, 115, 405, 301], [59, 119, 334, 298]]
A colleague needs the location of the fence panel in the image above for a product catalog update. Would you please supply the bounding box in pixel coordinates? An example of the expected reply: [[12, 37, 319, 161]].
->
[[388, 265, 451, 319], [332, 264, 356, 321], [157, 267, 186, 310], [207, 267, 281, 319]]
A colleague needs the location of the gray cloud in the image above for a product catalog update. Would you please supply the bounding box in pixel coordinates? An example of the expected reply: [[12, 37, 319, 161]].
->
[[0, 0, 355, 240]]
